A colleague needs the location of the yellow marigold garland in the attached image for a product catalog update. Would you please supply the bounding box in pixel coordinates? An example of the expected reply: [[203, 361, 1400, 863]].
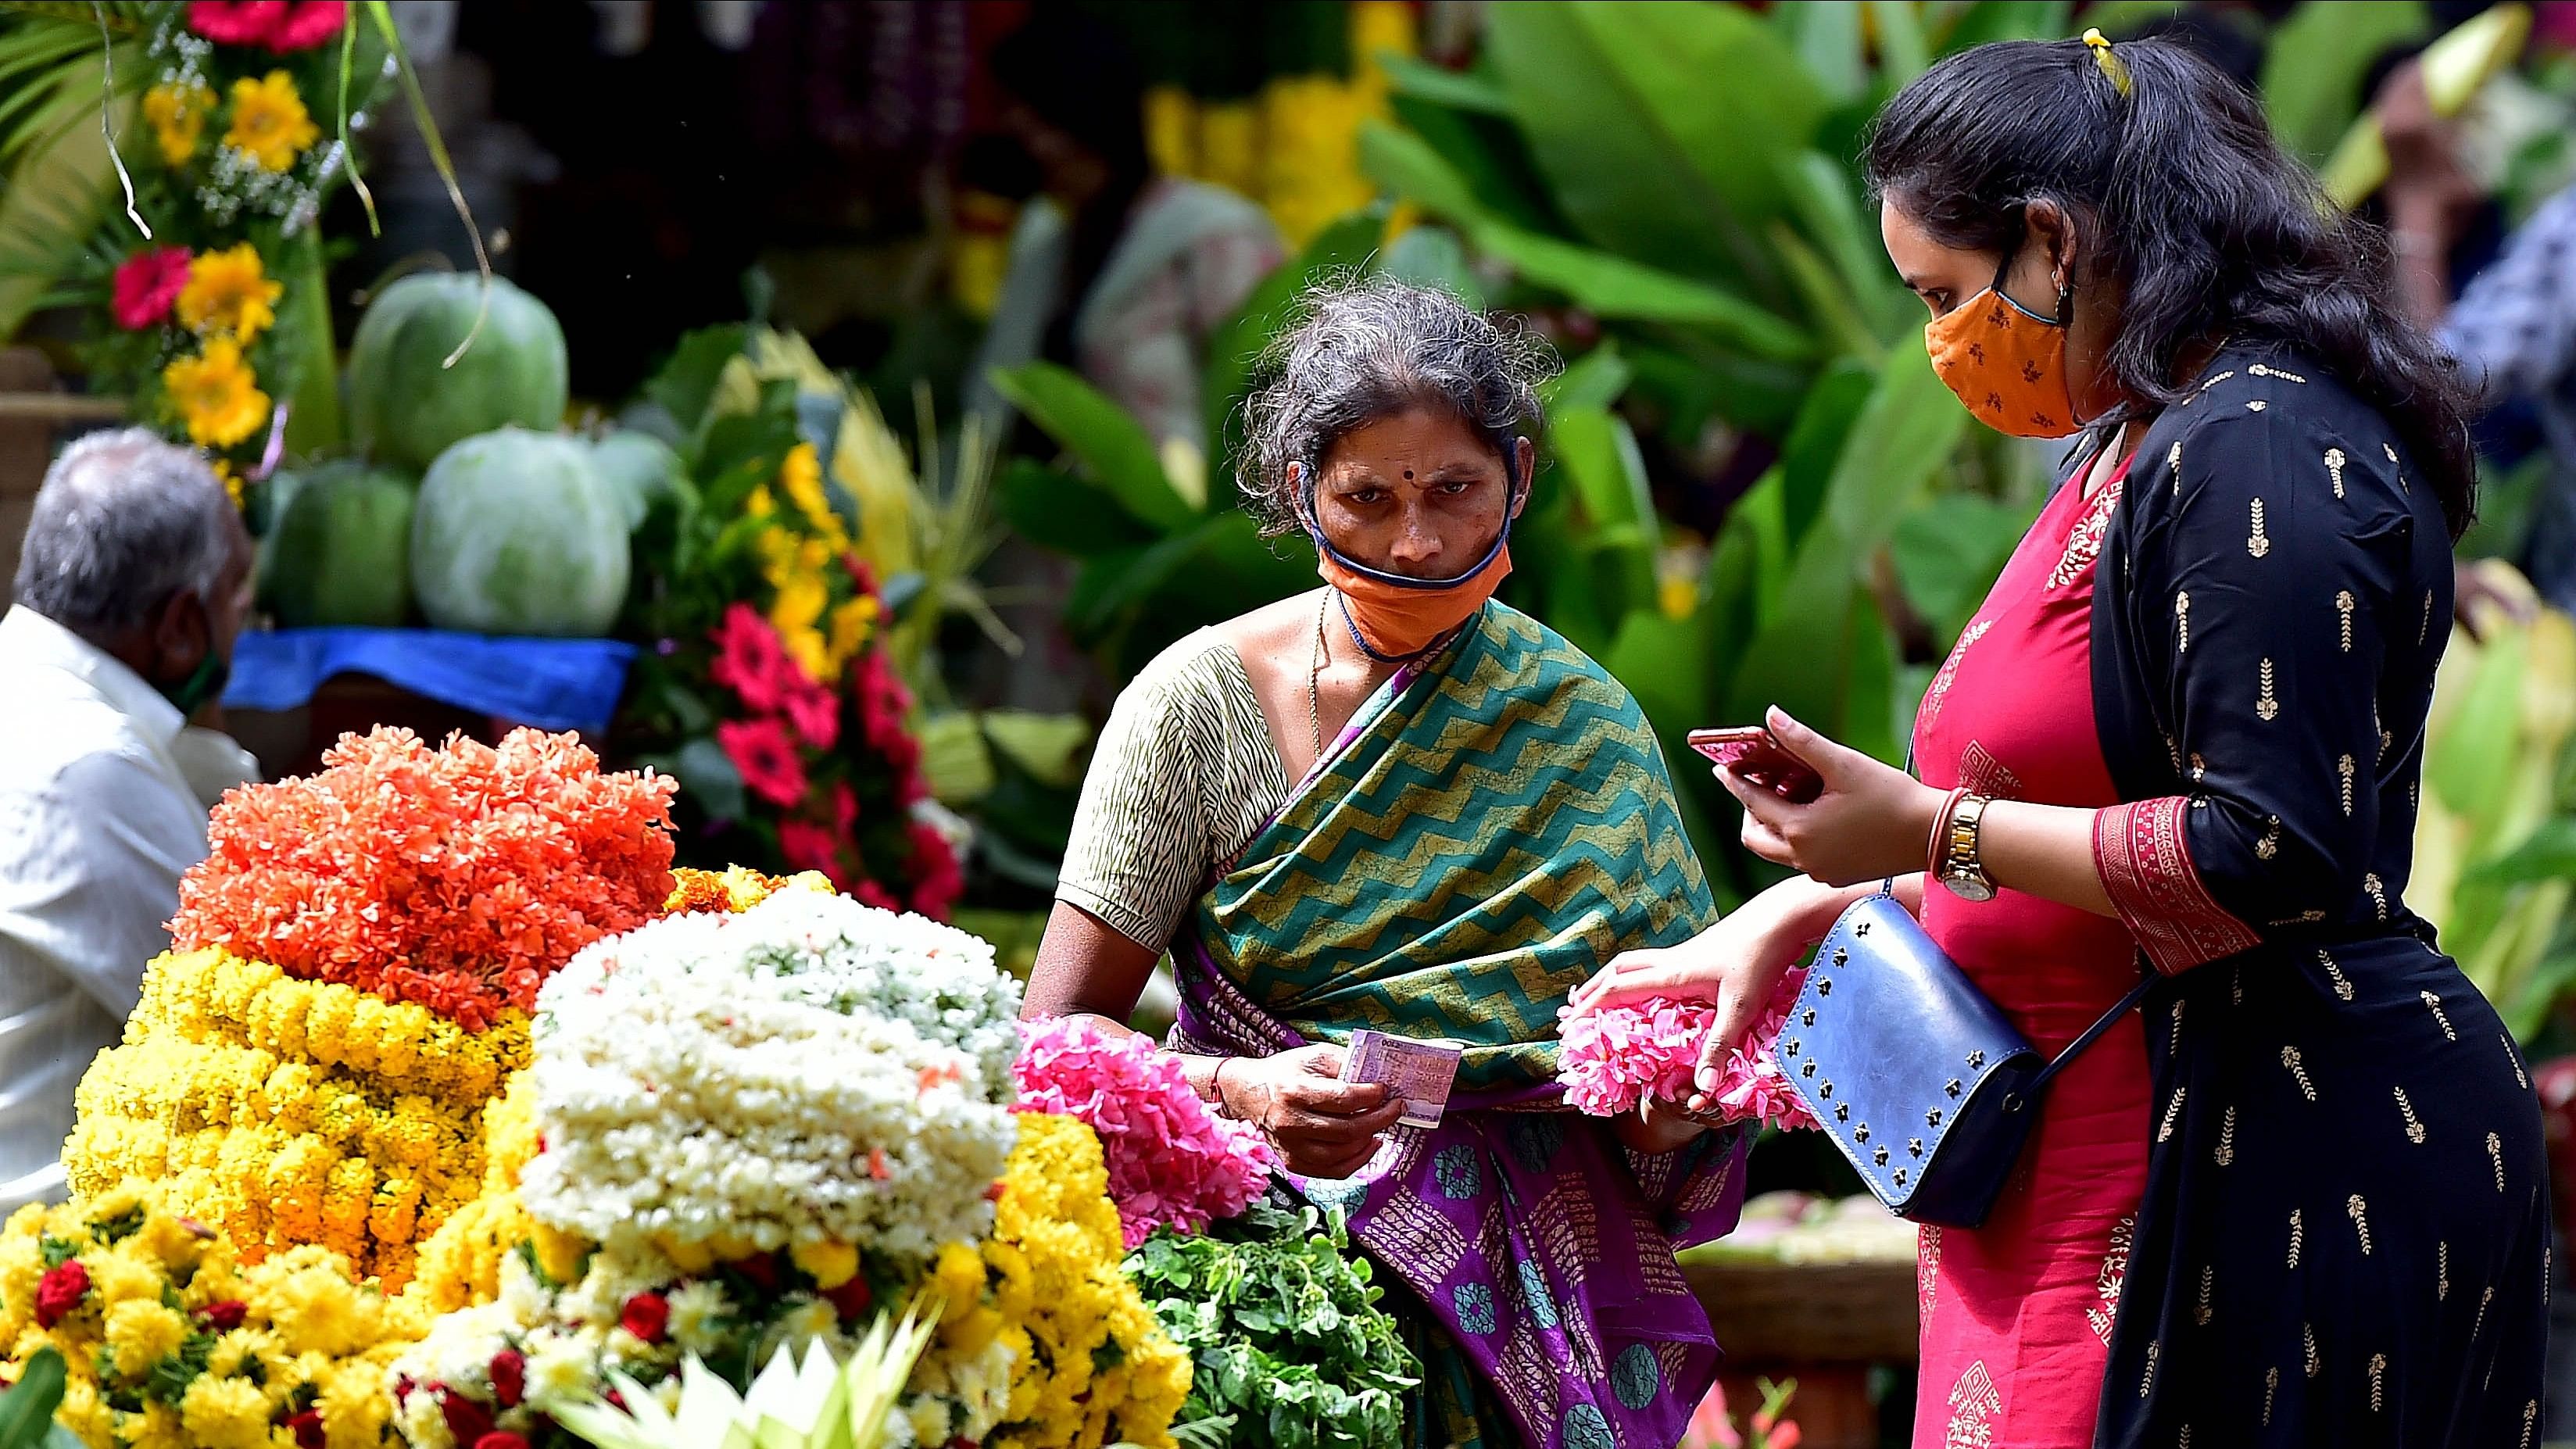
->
[[0, 1182, 424, 1449], [921, 1113, 1187, 1449], [64, 949, 528, 1290]]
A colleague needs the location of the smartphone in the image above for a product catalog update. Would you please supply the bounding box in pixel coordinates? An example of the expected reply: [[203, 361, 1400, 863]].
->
[[1686, 726, 1825, 803]]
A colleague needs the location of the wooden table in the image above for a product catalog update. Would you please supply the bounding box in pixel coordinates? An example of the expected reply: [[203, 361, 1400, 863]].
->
[[1688, 1256, 1917, 1449]]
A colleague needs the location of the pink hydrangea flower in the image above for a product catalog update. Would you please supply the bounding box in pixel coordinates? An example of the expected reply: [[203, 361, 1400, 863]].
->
[[1014, 1016, 1277, 1247], [1557, 968, 1818, 1132]]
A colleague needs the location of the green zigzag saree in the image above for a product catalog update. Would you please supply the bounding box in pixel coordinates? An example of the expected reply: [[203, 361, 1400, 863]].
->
[[1171, 603, 1748, 1449]]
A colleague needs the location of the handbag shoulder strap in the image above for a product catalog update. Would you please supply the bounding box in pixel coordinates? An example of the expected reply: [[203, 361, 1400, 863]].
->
[[2027, 969, 2158, 1095]]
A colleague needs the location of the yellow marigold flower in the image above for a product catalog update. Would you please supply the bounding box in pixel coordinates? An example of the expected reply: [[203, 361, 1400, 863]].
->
[[779, 442, 852, 551], [827, 595, 877, 670], [119, 1403, 187, 1449], [177, 1372, 270, 1449], [223, 71, 319, 171], [530, 1221, 585, 1285], [89, 1247, 166, 1310], [102, 1300, 187, 1376], [317, 1356, 395, 1447], [55, 1375, 112, 1447], [779, 623, 833, 685], [142, 81, 215, 166], [162, 340, 270, 449], [175, 244, 281, 344], [771, 573, 829, 647], [245, 1245, 372, 1358], [790, 1238, 859, 1290]]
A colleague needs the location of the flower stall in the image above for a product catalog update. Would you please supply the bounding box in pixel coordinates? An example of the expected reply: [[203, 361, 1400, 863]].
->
[[0, 723, 1452, 1449]]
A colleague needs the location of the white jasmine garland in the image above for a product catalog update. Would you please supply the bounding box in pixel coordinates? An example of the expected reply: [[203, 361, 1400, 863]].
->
[[522, 893, 1021, 1262]]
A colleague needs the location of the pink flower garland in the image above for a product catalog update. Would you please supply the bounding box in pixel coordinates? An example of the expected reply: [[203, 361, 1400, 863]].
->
[[1014, 1017, 1276, 1247], [1557, 968, 1819, 1132]]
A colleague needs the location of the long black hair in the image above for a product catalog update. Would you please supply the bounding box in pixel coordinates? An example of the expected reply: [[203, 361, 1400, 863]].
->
[[1864, 37, 2478, 538]]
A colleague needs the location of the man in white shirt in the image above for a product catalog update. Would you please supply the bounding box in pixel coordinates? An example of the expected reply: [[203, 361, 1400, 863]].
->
[[0, 428, 258, 1213]]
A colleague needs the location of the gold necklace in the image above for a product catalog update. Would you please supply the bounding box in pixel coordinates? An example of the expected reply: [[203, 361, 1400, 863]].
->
[[1308, 591, 1329, 760]]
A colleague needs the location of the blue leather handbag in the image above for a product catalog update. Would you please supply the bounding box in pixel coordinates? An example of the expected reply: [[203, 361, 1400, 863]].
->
[[1772, 891, 2155, 1228]]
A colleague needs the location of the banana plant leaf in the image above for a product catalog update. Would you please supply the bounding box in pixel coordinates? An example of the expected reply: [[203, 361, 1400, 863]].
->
[[989, 363, 1195, 531], [1480, 1, 1824, 292]]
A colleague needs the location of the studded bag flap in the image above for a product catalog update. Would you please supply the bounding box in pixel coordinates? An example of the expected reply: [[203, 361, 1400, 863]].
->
[[1773, 890, 2155, 1229]]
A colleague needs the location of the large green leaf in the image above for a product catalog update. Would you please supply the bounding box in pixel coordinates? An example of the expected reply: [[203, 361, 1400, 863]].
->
[[989, 363, 1194, 532], [0, 1346, 65, 1449], [1770, 1, 1866, 106], [1776, 359, 1876, 552], [1550, 407, 1658, 621], [2428, 639, 2527, 836], [2261, 2, 2428, 162], [1937, 2, 2078, 53], [1725, 343, 1968, 735], [1379, 52, 1510, 116], [1891, 493, 2039, 647], [996, 459, 1153, 559], [1358, 123, 1812, 357], [1483, 2, 1826, 289], [1541, 344, 1634, 415]]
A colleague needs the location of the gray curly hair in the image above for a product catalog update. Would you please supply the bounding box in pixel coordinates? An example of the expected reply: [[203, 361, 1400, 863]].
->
[[1236, 274, 1556, 537], [16, 428, 236, 638]]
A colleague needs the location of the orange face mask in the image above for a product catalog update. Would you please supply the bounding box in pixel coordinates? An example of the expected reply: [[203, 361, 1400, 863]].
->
[[1923, 257, 2081, 438], [1296, 461, 1518, 662]]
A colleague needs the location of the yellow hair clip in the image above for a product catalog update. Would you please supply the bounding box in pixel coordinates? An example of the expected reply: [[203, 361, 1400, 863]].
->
[[2083, 27, 2134, 98]]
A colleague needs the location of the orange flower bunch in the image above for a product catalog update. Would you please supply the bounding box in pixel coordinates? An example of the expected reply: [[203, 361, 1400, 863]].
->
[[171, 728, 678, 1030]]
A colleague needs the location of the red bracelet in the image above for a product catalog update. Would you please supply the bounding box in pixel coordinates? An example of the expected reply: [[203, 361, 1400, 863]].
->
[[1927, 786, 1972, 879]]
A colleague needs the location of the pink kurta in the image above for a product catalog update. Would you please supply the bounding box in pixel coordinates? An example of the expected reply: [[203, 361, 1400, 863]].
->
[[1909, 462, 2149, 1447]]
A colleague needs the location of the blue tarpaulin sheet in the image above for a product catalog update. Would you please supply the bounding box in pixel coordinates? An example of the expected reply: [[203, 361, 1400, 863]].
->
[[224, 628, 638, 735]]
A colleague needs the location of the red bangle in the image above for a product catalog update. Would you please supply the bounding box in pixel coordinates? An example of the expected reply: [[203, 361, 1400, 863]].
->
[[1927, 786, 1972, 878]]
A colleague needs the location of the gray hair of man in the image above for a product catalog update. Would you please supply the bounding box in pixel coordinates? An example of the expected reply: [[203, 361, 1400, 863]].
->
[[15, 428, 239, 639], [1236, 273, 1557, 538]]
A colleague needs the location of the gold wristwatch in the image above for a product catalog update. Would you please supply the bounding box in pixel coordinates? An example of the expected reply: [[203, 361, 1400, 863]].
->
[[1937, 792, 1997, 902]]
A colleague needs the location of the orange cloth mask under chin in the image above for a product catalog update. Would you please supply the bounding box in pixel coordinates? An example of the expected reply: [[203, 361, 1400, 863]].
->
[[1295, 461, 1519, 662], [1923, 258, 2081, 439]]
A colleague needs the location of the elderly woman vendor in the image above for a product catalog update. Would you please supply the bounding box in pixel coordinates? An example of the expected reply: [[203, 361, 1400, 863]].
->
[[1021, 276, 1745, 1449]]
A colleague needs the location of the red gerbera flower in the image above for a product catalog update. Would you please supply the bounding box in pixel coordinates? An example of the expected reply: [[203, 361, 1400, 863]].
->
[[778, 819, 845, 885], [709, 603, 793, 714], [187, 1, 345, 50], [781, 674, 840, 751], [716, 717, 808, 808], [907, 818, 964, 921], [112, 247, 191, 330]]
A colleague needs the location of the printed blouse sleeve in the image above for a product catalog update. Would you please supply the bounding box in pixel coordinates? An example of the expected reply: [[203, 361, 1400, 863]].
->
[[2094, 399, 2415, 974], [1056, 652, 1218, 955], [2439, 184, 2576, 405]]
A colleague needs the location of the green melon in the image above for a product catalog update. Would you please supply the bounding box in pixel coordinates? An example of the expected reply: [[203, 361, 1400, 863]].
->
[[347, 274, 570, 472], [411, 428, 629, 637], [260, 461, 417, 628], [588, 430, 689, 531]]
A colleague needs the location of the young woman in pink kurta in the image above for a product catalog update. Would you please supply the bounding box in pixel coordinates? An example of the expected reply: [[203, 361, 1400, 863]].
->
[[1905, 455, 2147, 1446]]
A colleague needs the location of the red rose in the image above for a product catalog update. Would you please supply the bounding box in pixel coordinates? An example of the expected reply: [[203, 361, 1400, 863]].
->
[[474, 1436, 531, 1449], [195, 1299, 248, 1332], [284, 1409, 325, 1449], [620, 1292, 670, 1343], [730, 1253, 779, 1293], [488, 1348, 526, 1408], [111, 248, 191, 331], [823, 1272, 872, 1322], [438, 1387, 496, 1444], [34, 1261, 88, 1327]]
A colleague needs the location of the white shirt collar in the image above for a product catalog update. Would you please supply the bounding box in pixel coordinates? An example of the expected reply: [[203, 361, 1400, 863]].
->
[[0, 606, 184, 749]]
